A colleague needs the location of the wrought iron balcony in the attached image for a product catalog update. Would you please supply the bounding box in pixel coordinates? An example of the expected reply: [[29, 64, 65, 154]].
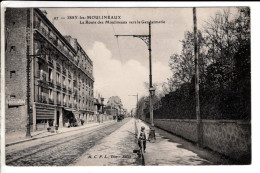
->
[[56, 82, 61, 90], [38, 95, 47, 104], [56, 64, 61, 72], [62, 69, 66, 76], [68, 87, 72, 94], [49, 98, 54, 105], [48, 60, 54, 67], [56, 100, 61, 106], [62, 84, 67, 92], [53, 39, 58, 47], [48, 79, 54, 88], [34, 21, 81, 68]]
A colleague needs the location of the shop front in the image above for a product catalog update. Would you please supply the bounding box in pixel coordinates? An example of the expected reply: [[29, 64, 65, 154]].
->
[[35, 102, 56, 131]]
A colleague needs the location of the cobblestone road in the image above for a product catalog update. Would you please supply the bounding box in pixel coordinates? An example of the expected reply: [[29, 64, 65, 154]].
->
[[6, 119, 130, 166], [73, 118, 141, 166]]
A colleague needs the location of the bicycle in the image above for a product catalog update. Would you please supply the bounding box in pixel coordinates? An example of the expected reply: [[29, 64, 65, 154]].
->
[[139, 139, 145, 159]]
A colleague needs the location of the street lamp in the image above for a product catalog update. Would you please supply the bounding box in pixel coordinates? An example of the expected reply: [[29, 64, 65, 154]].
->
[[149, 87, 155, 96], [115, 22, 156, 140]]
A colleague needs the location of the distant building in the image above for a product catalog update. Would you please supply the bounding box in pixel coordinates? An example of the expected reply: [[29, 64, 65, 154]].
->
[[5, 8, 94, 133], [105, 96, 124, 118]]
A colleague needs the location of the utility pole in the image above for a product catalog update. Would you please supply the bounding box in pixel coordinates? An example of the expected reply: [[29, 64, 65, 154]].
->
[[193, 7, 202, 146], [115, 22, 156, 140]]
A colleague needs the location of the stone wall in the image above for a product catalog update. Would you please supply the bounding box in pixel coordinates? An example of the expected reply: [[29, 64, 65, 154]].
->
[[202, 120, 251, 161], [149, 119, 251, 163], [154, 119, 198, 142]]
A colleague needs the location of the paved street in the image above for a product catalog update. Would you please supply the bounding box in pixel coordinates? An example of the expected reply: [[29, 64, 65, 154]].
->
[[6, 119, 129, 166], [73, 118, 141, 166], [73, 119, 221, 166], [6, 118, 232, 166]]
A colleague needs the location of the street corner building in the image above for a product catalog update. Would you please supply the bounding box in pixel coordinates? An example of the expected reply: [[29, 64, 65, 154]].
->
[[5, 8, 95, 134]]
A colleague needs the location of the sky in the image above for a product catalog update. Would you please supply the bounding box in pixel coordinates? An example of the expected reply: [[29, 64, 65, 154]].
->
[[41, 7, 238, 112]]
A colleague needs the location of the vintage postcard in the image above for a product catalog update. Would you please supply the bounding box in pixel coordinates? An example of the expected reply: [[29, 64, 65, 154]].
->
[[1, 1, 254, 171]]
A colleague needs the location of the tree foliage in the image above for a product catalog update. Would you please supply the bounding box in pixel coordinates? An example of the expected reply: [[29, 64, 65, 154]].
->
[[153, 8, 250, 120]]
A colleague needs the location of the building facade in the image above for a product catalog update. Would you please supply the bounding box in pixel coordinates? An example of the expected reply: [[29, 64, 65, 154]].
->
[[105, 96, 125, 119], [5, 8, 95, 133]]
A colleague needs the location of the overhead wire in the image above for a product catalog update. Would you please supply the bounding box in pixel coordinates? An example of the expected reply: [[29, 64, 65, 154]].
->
[[106, 8, 123, 63]]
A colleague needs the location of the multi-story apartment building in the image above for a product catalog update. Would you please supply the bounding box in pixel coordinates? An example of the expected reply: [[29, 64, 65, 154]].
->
[[5, 8, 95, 133]]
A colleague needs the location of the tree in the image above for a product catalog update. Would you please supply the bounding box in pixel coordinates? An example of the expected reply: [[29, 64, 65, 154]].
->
[[157, 8, 251, 120], [168, 30, 206, 89]]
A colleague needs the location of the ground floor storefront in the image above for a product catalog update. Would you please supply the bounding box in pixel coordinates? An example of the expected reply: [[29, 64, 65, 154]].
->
[[33, 102, 96, 131], [6, 102, 114, 134]]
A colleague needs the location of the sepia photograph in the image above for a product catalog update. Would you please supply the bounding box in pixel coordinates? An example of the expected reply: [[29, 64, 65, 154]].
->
[[1, 1, 255, 170]]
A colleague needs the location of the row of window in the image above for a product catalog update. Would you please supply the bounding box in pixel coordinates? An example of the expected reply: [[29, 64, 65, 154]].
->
[[39, 65, 93, 96], [34, 12, 93, 78], [39, 88, 94, 110]]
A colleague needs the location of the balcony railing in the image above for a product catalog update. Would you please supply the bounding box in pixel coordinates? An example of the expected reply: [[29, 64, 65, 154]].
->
[[68, 87, 72, 94], [57, 44, 64, 52], [49, 98, 54, 105], [62, 69, 66, 76], [67, 56, 75, 64], [56, 82, 61, 90], [57, 99, 61, 106], [62, 84, 67, 92], [48, 34, 56, 45], [49, 79, 54, 88], [34, 22, 82, 69], [39, 26, 48, 38], [53, 39, 58, 47], [56, 64, 61, 72], [48, 60, 54, 67], [38, 95, 47, 104]]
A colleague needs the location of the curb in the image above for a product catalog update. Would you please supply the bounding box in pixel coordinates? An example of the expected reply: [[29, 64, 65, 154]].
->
[[6, 121, 115, 147]]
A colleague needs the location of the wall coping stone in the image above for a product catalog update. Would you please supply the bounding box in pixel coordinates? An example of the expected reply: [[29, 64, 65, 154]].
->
[[154, 119, 197, 122], [154, 119, 250, 125]]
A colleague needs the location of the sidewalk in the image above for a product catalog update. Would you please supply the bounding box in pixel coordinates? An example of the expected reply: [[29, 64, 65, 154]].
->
[[135, 120, 213, 165], [6, 120, 114, 146]]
